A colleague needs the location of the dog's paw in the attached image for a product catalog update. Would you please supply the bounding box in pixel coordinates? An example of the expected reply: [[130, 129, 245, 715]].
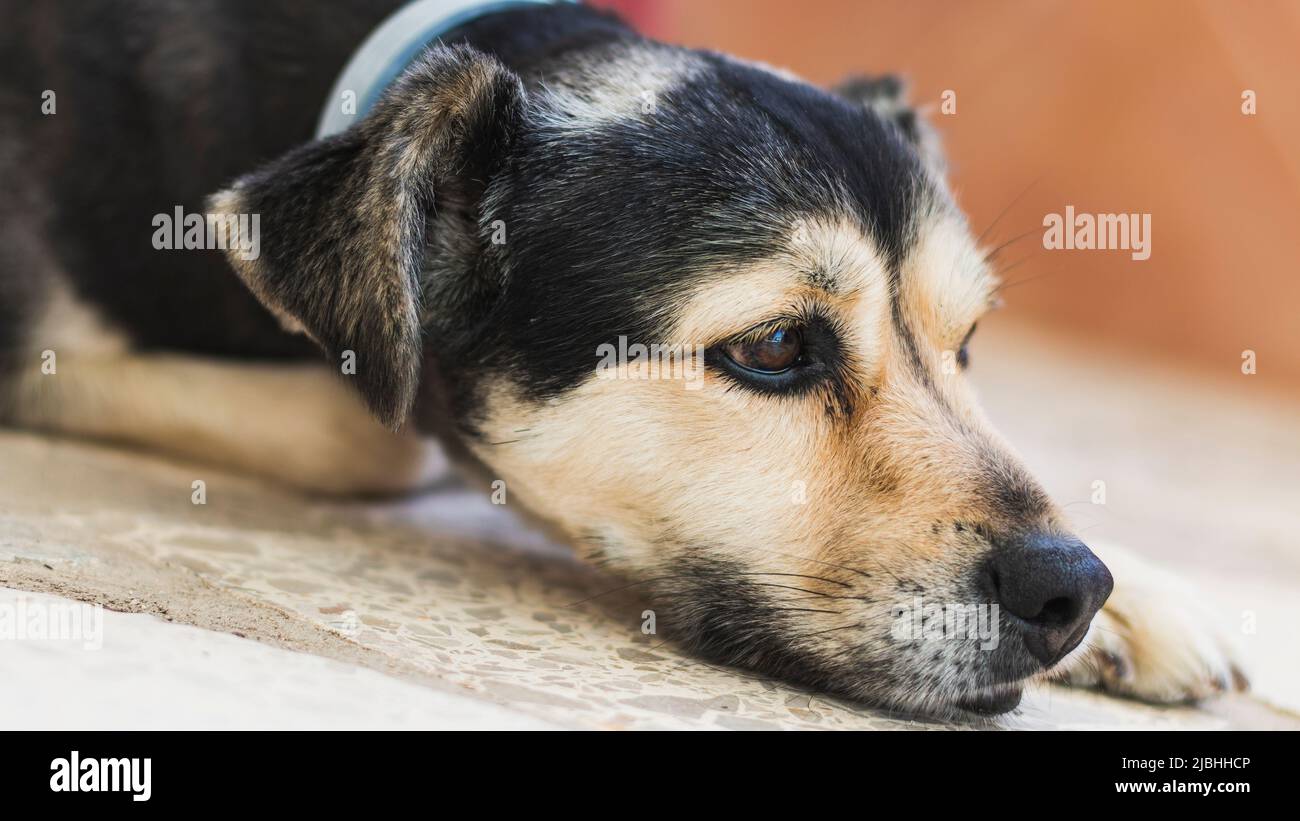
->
[[233, 367, 450, 497], [277, 396, 449, 497], [1053, 543, 1249, 704]]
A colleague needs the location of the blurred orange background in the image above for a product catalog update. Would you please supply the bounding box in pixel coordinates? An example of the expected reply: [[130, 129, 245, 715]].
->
[[596, 0, 1300, 394]]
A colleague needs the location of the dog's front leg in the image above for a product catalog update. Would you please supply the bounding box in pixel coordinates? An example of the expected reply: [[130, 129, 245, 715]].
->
[[1052, 541, 1250, 703], [3, 353, 446, 496]]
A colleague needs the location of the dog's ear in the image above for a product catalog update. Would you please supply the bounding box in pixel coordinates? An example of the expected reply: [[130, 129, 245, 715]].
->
[[833, 74, 945, 176], [208, 45, 524, 429]]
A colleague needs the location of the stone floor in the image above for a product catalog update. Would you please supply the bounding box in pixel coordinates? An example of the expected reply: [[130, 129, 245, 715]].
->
[[2, 319, 1298, 729]]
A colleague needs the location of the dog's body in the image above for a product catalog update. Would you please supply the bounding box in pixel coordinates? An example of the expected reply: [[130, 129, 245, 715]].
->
[[0, 0, 1245, 718]]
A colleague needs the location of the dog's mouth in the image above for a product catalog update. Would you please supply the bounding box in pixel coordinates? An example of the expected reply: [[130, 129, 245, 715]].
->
[[953, 685, 1024, 717]]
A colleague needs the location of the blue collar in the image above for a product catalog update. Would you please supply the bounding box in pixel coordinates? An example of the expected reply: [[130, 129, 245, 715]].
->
[[316, 0, 569, 138]]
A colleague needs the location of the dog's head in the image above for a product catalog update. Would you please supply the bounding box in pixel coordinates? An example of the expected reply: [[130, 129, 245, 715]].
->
[[211, 33, 1112, 718]]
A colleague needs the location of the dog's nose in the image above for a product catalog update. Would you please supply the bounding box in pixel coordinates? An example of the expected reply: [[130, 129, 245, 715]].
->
[[985, 532, 1113, 667]]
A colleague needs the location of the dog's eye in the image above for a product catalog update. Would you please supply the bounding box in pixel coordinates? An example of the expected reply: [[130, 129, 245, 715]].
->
[[724, 326, 804, 374], [709, 315, 841, 398], [956, 322, 978, 369]]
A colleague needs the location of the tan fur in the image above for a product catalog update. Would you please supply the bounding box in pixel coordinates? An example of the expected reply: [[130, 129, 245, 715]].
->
[[466, 210, 1245, 713], [6, 213, 1243, 715], [27, 277, 134, 358], [471, 216, 1006, 555], [898, 208, 997, 353], [0, 20, 1244, 718], [6, 196, 1241, 713], [6, 353, 444, 496], [460, 216, 1001, 705]]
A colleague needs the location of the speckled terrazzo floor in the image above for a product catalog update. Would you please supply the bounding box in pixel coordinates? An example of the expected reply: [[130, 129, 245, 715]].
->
[[2, 320, 1298, 730]]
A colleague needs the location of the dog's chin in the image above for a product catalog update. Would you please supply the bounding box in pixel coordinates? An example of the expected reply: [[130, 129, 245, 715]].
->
[[953, 684, 1024, 718], [865, 681, 1026, 723]]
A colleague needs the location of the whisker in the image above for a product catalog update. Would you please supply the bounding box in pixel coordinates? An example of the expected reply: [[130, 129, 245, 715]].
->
[[796, 622, 868, 639], [989, 254, 1044, 288], [561, 575, 677, 607], [976, 175, 1042, 246], [982, 226, 1040, 263], [745, 545, 882, 582], [766, 606, 845, 615], [769, 591, 877, 603], [750, 583, 839, 599], [744, 571, 852, 588], [563, 570, 855, 608]]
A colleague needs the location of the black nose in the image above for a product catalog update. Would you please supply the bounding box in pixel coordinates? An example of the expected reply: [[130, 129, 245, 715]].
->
[[984, 532, 1114, 667]]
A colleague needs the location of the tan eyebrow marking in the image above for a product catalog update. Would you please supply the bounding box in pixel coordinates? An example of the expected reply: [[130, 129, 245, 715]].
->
[[899, 214, 996, 346], [786, 216, 882, 298], [798, 263, 839, 295], [668, 215, 892, 376]]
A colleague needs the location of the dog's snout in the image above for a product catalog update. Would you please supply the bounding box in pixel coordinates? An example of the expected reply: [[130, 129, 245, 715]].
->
[[984, 532, 1114, 667]]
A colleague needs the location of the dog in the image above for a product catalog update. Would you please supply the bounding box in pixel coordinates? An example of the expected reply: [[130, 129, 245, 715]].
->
[[0, 0, 1246, 719]]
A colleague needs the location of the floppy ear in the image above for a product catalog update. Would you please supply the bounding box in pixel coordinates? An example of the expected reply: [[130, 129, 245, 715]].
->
[[833, 74, 945, 176], [208, 45, 524, 429]]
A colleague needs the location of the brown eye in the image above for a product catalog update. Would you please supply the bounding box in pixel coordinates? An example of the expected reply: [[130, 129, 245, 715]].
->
[[725, 326, 804, 373]]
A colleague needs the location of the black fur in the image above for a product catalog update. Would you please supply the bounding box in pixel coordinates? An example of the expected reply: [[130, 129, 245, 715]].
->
[[211, 45, 527, 426], [833, 74, 922, 144], [440, 7, 931, 428], [0, 0, 406, 364], [0, 0, 1077, 719], [654, 554, 837, 687], [1, 2, 933, 431]]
